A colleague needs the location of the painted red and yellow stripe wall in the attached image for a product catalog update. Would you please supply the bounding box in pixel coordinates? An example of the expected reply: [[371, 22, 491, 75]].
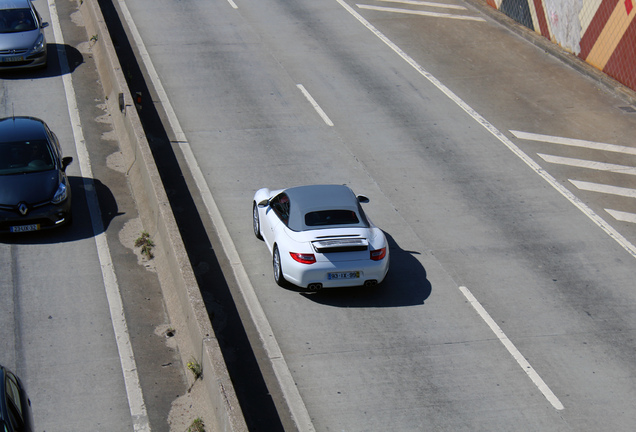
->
[[484, 0, 636, 93]]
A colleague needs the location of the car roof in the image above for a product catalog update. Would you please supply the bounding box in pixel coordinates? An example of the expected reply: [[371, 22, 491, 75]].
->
[[0, 0, 32, 9], [0, 116, 47, 143], [283, 185, 367, 231], [285, 185, 358, 210]]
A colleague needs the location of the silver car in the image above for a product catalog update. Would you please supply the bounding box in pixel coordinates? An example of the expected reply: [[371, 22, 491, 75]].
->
[[0, 0, 48, 69]]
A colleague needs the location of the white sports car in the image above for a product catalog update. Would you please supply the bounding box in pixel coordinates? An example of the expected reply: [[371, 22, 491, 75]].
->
[[253, 184, 389, 290]]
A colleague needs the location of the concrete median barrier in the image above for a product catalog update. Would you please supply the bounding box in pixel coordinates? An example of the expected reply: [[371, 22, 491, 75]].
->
[[79, 1, 248, 430]]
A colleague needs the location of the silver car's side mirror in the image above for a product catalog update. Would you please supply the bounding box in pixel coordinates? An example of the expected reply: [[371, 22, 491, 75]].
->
[[357, 195, 370, 203]]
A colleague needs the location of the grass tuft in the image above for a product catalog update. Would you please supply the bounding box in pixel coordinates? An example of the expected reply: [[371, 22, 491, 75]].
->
[[187, 358, 202, 380], [187, 417, 205, 432], [134, 231, 155, 259]]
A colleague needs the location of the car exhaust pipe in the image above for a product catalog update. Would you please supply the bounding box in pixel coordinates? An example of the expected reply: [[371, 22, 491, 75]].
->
[[308, 283, 323, 291], [364, 280, 378, 287]]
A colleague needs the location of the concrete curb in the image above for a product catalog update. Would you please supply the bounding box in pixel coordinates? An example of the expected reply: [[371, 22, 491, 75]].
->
[[79, 1, 248, 431]]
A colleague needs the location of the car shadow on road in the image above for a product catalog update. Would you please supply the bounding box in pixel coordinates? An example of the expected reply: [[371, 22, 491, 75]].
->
[[0, 176, 121, 244], [300, 232, 432, 308], [0, 44, 82, 80]]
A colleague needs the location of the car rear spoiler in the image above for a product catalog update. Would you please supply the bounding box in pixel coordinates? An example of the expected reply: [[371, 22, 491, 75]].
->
[[312, 238, 369, 253]]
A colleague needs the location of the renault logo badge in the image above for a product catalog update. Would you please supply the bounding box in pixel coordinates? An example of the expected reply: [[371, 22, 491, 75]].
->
[[18, 203, 28, 216]]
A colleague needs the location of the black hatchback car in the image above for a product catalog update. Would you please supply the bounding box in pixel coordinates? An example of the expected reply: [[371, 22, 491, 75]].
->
[[0, 364, 34, 432], [0, 116, 72, 233]]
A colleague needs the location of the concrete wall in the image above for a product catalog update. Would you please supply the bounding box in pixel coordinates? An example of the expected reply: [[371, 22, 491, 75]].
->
[[481, 0, 636, 93], [79, 1, 248, 430]]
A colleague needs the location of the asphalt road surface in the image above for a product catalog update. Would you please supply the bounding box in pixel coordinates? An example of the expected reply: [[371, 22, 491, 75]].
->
[[0, 1, 185, 431], [113, 0, 636, 431]]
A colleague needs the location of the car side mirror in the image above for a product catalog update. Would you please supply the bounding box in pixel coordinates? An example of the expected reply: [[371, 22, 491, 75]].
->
[[357, 195, 370, 203], [258, 199, 269, 208], [41, 22, 49, 29], [62, 156, 73, 171]]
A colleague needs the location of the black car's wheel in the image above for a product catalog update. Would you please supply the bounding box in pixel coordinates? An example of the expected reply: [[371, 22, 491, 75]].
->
[[273, 245, 286, 286], [253, 202, 262, 240]]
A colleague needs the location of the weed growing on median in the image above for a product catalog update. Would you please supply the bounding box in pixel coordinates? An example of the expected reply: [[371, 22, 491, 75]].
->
[[187, 357, 202, 380], [187, 418, 205, 432], [134, 231, 155, 259]]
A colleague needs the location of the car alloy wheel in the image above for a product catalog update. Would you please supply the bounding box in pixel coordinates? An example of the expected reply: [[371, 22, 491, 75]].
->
[[253, 202, 262, 239], [273, 245, 286, 286]]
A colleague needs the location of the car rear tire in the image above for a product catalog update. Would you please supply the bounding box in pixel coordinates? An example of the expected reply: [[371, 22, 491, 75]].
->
[[253, 202, 262, 240], [273, 245, 286, 287]]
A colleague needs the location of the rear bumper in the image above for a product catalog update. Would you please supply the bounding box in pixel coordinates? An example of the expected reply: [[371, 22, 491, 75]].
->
[[282, 252, 389, 289]]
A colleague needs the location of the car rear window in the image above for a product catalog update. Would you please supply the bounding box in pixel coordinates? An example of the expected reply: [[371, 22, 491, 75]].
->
[[305, 210, 360, 227]]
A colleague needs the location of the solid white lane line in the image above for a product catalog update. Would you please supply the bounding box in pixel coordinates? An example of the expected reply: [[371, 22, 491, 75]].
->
[[297, 84, 335, 126], [569, 180, 636, 198], [48, 1, 150, 431], [115, 1, 315, 431], [606, 209, 636, 224], [357, 4, 485, 21], [336, 0, 636, 260], [511, 130, 636, 156], [378, 0, 467, 10], [459, 286, 565, 411], [226, 0, 238, 9], [538, 154, 636, 176]]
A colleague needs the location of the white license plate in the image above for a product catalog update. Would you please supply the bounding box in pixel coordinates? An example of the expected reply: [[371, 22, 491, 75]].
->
[[328, 271, 360, 280], [3, 56, 24, 62], [10, 224, 40, 233]]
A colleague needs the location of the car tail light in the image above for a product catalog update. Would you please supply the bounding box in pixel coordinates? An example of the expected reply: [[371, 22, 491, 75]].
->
[[290, 252, 316, 264], [370, 247, 386, 261]]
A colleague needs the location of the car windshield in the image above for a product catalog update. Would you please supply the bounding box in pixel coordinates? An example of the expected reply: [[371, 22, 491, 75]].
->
[[0, 140, 54, 175], [0, 8, 37, 33], [305, 210, 360, 227]]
